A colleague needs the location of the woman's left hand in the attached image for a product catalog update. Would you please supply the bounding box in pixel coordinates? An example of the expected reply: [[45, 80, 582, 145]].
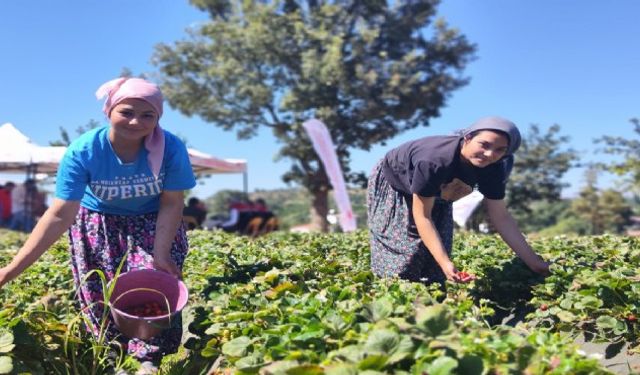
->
[[153, 253, 182, 279]]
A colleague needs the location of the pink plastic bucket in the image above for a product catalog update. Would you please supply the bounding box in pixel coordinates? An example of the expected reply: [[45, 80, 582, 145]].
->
[[108, 269, 188, 340]]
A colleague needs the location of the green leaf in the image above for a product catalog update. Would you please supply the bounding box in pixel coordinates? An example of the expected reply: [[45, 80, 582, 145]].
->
[[596, 316, 618, 329], [324, 312, 349, 334], [222, 336, 252, 358], [0, 332, 14, 354], [387, 335, 415, 364], [556, 310, 576, 322], [559, 298, 573, 310], [426, 356, 458, 375], [357, 354, 388, 371], [363, 297, 393, 322], [329, 345, 363, 363], [286, 365, 325, 375], [325, 363, 358, 375], [223, 312, 254, 322], [235, 354, 265, 371], [363, 329, 399, 353], [292, 329, 325, 343], [0, 356, 12, 375], [575, 295, 602, 309], [415, 304, 453, 337], [258, 360, 299, 374]]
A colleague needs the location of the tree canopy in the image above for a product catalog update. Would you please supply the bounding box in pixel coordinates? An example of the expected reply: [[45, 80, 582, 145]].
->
[[595, 118, 640, 196], [152, 0, 475, 229], [506, 124, 577, 220]]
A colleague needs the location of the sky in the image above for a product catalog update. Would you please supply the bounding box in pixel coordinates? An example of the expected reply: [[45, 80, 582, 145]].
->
[[1, 1, 638, 200]]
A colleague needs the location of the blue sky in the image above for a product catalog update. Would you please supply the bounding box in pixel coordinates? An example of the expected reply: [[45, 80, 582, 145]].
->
[[1, 1, 638, 199]]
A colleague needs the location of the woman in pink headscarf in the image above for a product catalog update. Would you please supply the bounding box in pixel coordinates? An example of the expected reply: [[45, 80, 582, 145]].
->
[[0, 77, 196, 372]]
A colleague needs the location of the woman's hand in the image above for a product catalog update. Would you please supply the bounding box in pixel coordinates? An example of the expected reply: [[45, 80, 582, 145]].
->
[[0, 267, 10, 289], [439, 261, 462, 282], [484, 199, 551, 278], [528, 258, 551, 276], [152, 191, 185, 278], [153, 253, 182, 279]]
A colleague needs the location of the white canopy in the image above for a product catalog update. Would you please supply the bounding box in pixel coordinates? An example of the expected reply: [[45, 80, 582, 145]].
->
[[0, 123, 247, 177], [0, 123, 66, 174], [188, 148, 246, 175]]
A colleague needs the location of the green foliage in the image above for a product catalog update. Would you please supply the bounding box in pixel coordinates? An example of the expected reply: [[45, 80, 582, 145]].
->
[[49, 119, 101, 147], [515, 199, 573, 234], [537, 216, 591, 237], [4, 228, 638, 373], [571, 168, 634, 234], [507, 124, 578, 219], [595, 118, 640, 195], [153, 0, 476, 227]]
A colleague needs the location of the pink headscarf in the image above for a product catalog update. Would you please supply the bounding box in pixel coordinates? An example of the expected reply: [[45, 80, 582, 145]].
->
[[95, 77, 165, 180]]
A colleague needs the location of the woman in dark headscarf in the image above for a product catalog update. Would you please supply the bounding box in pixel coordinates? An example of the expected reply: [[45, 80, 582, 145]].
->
[[367, 116, 549, 284]]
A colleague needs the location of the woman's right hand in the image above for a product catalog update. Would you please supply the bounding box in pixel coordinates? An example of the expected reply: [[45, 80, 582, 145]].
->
[[440, 261, 462, 282], [0, 266, 11, 289]]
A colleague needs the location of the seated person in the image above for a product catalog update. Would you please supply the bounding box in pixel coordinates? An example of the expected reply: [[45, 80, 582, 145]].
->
[[252, 198, 268, 212], [218, 197, 256, 233], [183, 197, 208, 229]]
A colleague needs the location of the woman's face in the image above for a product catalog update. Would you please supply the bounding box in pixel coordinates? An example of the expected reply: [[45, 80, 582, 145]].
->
[[460, 130, 509, 168], [109, 98, 159, 143]]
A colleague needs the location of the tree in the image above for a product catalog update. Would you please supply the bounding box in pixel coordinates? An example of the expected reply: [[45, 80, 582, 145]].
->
[[506, 124, 577, 226], [152, 0, 476, 231], [595, 118, 640, 196], [49, 119, 101, 146], [570, 167, 633, 234]]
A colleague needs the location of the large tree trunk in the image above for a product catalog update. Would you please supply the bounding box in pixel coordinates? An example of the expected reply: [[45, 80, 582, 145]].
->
[[310, 186, 329, 232]]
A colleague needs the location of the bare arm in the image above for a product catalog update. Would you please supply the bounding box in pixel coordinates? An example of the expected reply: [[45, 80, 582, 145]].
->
[[484, 198, 550, 275], [412, 193, 461, 282], [152, 190, 185, 278], [0, 199, 80, 288]]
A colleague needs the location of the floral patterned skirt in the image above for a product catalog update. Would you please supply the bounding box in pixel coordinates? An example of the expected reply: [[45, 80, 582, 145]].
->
[[367, 159, 453, 284], [67, 206, 188, 362]]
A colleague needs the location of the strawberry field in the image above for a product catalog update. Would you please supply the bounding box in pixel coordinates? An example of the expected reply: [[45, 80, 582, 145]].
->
[[0, 228, 638, 374]]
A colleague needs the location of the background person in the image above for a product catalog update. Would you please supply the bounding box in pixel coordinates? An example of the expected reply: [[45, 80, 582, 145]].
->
[[217, 196, 251, 232], [182, 197, 207, 229], [367, 116, 550, 285], [0, 182, 15, 227], [0, 77, 195, 373], [9, 179, 37, 232], [252, 198, 268, 212]]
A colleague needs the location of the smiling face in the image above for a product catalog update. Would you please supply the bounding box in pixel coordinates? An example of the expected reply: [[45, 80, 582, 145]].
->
[[108, 98, 159, 144], [460, 130, 509, 168]]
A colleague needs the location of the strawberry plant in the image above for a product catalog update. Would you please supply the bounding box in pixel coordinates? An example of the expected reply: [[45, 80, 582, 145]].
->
[[1, 228, 636, 373]]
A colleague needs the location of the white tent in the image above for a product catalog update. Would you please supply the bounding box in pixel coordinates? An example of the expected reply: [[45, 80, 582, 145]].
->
[[0, 123, 248, 191], [0, 123, 66, 175], [188, 148, 246, 175], [188, 148, 248, 193]]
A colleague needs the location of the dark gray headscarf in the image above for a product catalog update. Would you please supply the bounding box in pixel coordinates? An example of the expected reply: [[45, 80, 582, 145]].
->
[[460, 116, 521, 155]]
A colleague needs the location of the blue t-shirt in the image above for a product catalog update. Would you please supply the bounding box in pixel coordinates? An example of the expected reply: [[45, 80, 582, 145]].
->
[[56, 126, 196, 215]]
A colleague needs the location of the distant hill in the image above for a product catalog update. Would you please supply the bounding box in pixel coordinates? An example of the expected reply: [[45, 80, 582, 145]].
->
[[203, 187, 367, 230]]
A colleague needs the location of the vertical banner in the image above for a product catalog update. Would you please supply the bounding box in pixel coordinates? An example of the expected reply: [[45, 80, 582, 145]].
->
[[302, 119, 357, 232]]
